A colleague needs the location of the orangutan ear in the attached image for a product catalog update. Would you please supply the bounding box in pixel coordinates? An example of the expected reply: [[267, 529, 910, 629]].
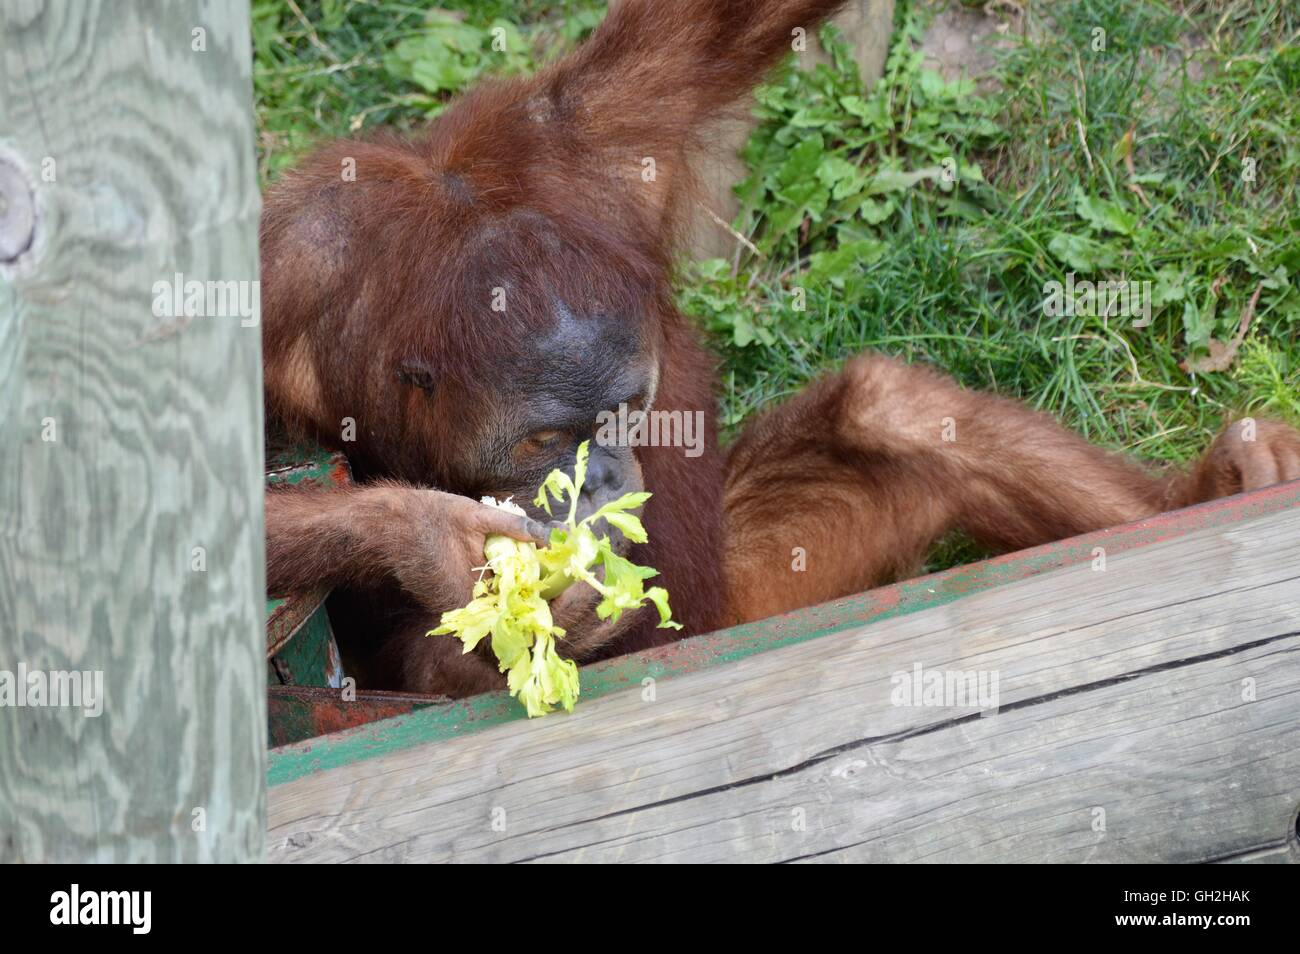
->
[[514, 0, 846, 238], [395, 356, 437, 393]]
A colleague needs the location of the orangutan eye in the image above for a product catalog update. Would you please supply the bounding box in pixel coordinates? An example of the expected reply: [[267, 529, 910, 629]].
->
[[520, 430, 565, 454]]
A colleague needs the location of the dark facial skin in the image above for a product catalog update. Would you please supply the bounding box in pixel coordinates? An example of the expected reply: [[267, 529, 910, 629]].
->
[[438, 301, 658, 540]]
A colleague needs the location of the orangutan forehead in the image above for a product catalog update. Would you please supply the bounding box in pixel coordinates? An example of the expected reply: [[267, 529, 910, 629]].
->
[[509, 301, 654, 397], [462, 301, 660, 467]]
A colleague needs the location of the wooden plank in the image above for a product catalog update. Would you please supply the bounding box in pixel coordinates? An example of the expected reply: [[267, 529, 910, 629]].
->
[[267, 479, 1300, 785], [1218, 844, 1298, 864], [267, 504, 1300, 863], [0, 2, 265, 861]]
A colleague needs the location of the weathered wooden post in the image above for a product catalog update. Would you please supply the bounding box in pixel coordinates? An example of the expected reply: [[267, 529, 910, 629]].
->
[[0, 1, 265, 861]]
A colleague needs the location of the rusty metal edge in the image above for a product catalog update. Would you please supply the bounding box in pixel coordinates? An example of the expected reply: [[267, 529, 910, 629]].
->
[[268, 479, 1300, 787], [268, 686, 449, 748]]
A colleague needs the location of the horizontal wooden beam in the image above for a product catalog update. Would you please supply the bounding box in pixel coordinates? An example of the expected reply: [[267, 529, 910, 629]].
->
[[268, 479, 1300, 785], [268, 487, 1300, 863]]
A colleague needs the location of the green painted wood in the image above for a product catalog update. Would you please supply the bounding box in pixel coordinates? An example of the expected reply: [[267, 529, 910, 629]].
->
[[263, 425, 348, 721], [266, 590, 330, 656], [0, 2, 265, 861], [269, 610, 343, 689], [268, 477, 1300, 787], [264, 422, 350, 488]]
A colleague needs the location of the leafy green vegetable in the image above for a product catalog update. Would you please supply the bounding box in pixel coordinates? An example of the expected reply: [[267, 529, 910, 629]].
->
[[430, 441, 678, 717]]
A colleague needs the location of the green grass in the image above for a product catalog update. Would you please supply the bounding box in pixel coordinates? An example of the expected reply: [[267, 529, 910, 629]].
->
[[253, 0, 1300, 571], [252, 0, 605, 180]]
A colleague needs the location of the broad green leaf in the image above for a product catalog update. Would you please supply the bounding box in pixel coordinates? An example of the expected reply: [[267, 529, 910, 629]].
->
[[807, 238, 888, 287], [1183, 299, 1213, 351], [1152, 266, 1187, 305], [816, 154, 859, 189], [597, 510, 649, 544], [776, 135, 824, 188], [645, 587, 682, 630], [858, 197, 895, 224], [588, 490, 652, 517], [1047, 231, 1120, 271], [1074, 186, 1138, 235], [867, 167, 941, 195]]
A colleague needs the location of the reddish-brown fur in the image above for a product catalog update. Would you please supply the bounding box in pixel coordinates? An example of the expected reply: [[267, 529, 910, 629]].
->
[[721, 353, 1300, 623], [261, 0, 1300, 695]]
